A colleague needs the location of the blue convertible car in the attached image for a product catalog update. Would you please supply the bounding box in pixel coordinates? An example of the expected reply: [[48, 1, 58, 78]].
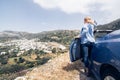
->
[[69, 29, 120, 80]]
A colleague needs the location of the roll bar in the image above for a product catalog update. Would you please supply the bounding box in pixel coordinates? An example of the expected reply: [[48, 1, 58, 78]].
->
[[94, 30, 113, 33]]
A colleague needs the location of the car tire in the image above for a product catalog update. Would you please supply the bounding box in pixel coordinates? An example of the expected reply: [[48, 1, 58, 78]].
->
[[101, 68, 120, 80]]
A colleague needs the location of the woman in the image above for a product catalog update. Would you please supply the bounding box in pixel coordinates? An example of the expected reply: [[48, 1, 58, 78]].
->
[[80, 16, 97, 76]]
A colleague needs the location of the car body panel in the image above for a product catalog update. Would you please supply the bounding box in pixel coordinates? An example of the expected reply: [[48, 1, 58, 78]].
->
[[91, 30, 120, 79], [69, 38, 81, 62], [69, 29, 120, 80]]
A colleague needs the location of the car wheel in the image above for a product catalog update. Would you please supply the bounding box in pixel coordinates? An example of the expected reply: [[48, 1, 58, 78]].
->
[[104, 76, 116, 80], [101, 68, 120, 80]]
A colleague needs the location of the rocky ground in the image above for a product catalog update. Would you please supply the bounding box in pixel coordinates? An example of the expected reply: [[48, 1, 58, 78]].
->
[[15, 52, 96, 80]]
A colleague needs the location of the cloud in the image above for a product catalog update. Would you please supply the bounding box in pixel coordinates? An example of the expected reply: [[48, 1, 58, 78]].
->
[[33, 0, 120, 15], [33, 0, 97, 14], [97, 0, 120, 22], [33, 0, 120, 23]]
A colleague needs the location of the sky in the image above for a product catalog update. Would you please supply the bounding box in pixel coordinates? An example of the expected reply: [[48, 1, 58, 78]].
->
[[0, 0, 120, 33]]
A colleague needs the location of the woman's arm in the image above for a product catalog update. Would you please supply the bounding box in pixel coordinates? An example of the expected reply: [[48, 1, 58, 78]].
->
[[88, 20, 97, 26]]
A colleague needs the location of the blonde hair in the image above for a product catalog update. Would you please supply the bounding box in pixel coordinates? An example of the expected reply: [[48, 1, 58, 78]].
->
[[84, 16, 91, 22]]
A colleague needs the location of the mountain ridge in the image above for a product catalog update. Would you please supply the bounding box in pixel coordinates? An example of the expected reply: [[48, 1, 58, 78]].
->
[[97, 18, 120, 30], [0, 18, 120, 39], [0, 18, 120, 43], [0, 30, 79, 45]]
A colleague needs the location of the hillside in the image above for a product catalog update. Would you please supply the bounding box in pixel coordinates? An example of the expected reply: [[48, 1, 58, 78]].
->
[[94, 18, 120, 38], [0, 18, 120, 43], [0, 30, 79, 45], [15, 52, 95, 80], [1, 18, 120, 80], [97, 18, 120, 30]]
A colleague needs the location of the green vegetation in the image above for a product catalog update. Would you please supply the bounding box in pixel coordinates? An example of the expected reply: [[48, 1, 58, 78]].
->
[[52, 48, 56, 53], [37, 30, 79, 45], [0, 30, 80, 45], [0, 49, 51, 72], [0, 45, 66, 80], [0, 30, 79, 79]]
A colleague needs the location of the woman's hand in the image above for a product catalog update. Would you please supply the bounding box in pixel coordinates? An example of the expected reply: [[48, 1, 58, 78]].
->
[[88, 19, 95, 24]]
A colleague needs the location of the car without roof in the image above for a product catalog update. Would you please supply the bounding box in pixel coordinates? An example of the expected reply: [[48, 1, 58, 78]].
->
[[69, 29, 120, 80]]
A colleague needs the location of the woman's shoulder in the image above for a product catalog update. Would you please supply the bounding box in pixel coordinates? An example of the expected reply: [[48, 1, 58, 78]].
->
[[87, 23, 94, 27], [83, 23, 89, 27]]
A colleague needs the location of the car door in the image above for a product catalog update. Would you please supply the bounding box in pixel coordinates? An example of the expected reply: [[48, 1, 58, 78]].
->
[[69, 38, 82, 62]]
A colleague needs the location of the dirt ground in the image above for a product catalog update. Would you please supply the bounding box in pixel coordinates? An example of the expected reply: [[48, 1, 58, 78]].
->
[[15, 52, 96, 80]]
